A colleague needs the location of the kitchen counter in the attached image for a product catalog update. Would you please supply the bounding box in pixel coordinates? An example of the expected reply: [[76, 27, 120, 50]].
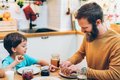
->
[[0, 30, 83, 40]]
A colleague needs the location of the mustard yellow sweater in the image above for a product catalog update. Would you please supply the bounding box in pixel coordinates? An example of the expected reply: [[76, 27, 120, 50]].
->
[[69, 29, 120, 80]]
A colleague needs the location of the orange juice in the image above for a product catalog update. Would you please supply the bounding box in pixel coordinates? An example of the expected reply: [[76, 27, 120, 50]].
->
[[51, 59, 60, 67]]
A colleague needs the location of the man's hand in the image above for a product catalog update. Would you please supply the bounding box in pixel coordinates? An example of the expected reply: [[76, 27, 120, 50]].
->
[[61, 65, 77, 76], [60, 61, 72, 68]]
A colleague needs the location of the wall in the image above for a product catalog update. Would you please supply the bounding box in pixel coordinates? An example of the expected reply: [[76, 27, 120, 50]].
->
[[47, 0, 61, 30], [47, 0, 81, 31], [0, 1, 48, 30], [17, 2, 48, 30], [0, 0, 81, 31], [60, 0, 80, 31], [81, 0, 120, 24]]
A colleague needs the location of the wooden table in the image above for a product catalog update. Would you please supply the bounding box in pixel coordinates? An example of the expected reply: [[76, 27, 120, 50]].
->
[[0, 70, 77, 80]]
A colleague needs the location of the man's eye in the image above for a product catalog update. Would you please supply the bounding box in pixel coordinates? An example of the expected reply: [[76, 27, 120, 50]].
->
[[22, 46, 26, 47]]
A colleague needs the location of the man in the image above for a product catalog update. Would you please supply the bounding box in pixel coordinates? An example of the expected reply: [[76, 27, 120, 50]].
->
[[60, 2, 120, 80], [0, 69, 5, 78]]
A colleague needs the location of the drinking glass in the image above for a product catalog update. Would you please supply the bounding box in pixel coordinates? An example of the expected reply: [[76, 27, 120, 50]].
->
[[51, 53, 60, 67]]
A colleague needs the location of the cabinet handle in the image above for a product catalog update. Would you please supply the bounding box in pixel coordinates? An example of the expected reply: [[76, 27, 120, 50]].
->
[[41, 36, 49, 39], [0, 40, 3, 43]]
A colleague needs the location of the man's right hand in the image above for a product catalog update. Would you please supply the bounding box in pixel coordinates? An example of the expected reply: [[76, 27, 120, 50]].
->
[[60, 60, 72, 68]]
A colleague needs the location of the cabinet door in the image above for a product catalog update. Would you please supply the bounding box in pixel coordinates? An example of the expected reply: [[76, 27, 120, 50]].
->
[[0, 40, 9, 68], [26, 35, 79, 62]]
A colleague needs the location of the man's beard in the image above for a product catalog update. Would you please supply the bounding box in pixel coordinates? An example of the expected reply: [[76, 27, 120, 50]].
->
[[86, 23, 99, 42]]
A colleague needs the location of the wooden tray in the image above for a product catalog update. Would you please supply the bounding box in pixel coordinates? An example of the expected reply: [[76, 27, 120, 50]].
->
[[0, 20, 17, 32]]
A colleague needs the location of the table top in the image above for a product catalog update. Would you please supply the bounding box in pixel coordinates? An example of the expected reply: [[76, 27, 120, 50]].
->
[[0, 69, 77, 80]]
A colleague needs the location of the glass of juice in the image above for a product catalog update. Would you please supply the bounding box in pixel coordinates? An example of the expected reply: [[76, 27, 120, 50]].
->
[[51, 53, 60, 67]]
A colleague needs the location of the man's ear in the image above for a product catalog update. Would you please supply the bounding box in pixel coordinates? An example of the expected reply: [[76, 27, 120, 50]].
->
[[11, 47, 16, 53], [96, 19, 102, 25]]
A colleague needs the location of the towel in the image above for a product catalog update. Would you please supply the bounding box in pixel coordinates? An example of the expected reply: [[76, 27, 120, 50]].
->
[[23, 5, 37, 21]]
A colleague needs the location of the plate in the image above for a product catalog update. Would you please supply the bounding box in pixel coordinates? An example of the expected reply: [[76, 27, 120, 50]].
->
[[59, 71, 77, 79], [17, 66, 40, 75], [31, 76, 61, 80]]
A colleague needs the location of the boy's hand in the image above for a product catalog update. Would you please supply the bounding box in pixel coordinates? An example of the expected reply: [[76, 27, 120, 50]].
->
[[15, 55, 24, 63]]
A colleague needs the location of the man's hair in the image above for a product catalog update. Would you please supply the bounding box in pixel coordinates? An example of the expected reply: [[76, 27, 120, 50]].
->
[[76, 2, 103, 24], [4, 32, 27, 56]]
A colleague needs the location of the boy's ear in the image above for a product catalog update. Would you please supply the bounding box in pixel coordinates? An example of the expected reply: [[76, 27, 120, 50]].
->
[[11, 47, 16, 53]]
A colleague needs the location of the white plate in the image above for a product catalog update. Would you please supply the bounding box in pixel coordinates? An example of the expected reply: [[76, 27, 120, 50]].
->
[[17, 66, 40, 75], [31, 76, 61, 80], [59, 71, 77, 79]]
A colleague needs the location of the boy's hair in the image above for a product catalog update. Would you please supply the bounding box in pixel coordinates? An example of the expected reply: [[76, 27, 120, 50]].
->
[[76, 2, 104, 24], [4, 32, 27, 56]]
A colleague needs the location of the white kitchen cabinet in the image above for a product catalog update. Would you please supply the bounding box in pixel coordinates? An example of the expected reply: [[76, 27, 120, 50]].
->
[[27, 34, 80, 62], [0, 40, 9, 68], [26, 34, 83, 62]]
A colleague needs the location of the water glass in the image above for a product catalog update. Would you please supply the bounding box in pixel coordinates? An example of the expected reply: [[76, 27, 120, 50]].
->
[[5, 70, 14, 80]]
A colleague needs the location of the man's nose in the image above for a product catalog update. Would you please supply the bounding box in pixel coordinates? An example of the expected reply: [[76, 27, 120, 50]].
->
[[81, 29, 84, 32], [81, 29, 86, 33]]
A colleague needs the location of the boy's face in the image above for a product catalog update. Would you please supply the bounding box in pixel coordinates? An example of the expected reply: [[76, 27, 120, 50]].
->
[[13, 40, 27, 55]]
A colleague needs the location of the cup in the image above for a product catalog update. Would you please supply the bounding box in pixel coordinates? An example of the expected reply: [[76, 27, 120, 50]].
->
[[5, 70, 14, 80], [51, 53, 60, 67], [22, 69, 33, 80]]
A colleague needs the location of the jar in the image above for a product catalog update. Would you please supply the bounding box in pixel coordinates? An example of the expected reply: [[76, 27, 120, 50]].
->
[[41, 66, 50, 76]]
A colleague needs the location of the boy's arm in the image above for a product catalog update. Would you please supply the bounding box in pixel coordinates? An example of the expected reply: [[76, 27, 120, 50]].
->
[[0, 69, 5, 78], [2, 55, 24, 70], [37, 60, 49, 66], [5, 61, 19, 70]]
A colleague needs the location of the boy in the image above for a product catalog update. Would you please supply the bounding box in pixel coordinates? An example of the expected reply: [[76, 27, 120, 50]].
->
[[2, 32, 49, 70]]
